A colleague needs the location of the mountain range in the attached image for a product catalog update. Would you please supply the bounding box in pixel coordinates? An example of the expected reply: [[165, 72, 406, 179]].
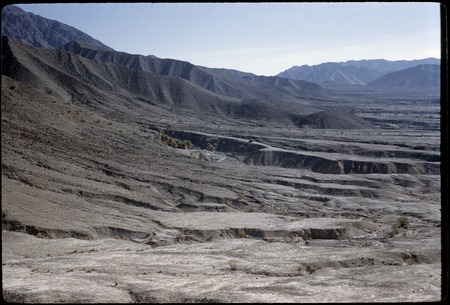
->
[[1, 4, 381, 131], [1, 4, 441, 95], [58, 40, 325, 102], [278, 58, 440, 86], [3, 36, 334, 129]]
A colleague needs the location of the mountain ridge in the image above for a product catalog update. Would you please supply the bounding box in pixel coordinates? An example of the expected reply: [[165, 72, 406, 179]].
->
[[340, 58, 440, 73], [2, 5, 325, 101], [278, 58, 440, 86], [2, 4, 439, 91], [59, 40, 326, 102], [1, 5, 113, 51], [2, 36, 376, 130]]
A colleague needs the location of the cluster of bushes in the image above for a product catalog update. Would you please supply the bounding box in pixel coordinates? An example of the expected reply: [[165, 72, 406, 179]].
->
[[156, 131, 193, 149], [389, 216, 410, 237]]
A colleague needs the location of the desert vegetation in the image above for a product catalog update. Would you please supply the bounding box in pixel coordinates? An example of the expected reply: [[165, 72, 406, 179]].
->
[[156, 130, 193, 149]]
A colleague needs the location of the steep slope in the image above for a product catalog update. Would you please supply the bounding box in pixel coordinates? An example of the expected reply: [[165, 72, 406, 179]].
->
[[1, 37, 222, 114], [2, 4, 327, 103], [1, 4, 376, 132], [367, 64, 440, 89], [1, 4, 113, 51], [4, 37, 380, 131], [60, 40, 325, 101], [1, 37, 321, 127]]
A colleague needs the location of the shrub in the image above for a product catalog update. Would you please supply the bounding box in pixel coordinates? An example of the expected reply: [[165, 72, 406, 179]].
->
[[207, 137, 219, 151], [388, 216, 410, 237], [228, 259, 239, 271], [397, 217, 410, 229], [175, 231, 185, 242], [237, 192, 245, 200], [389, 225, 399, 237], [274, 208, 286, 215], [156, 131, 193, 149]]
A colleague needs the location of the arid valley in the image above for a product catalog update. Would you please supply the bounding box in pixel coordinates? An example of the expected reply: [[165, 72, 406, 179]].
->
[[1, 4, 444, 303]]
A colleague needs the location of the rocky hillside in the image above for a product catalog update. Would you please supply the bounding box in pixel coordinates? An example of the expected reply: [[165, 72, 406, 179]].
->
[[1, 5, 113, 50], [3, 37, 379, 131], [1, 5, 327, 102], [60, 40, 325, 102]]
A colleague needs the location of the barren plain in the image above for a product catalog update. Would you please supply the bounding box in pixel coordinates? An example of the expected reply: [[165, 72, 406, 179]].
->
[[1, 38, 444, 303]]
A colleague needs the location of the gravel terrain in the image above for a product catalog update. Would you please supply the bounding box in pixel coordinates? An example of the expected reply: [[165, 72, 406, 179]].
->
[[1, 38, 443, 302]]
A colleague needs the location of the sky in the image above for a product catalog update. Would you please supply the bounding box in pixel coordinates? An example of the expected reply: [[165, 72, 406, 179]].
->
[[15, 2, 441, 76]]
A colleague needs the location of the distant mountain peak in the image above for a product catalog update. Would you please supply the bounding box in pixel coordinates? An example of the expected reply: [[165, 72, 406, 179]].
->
[[278, 58, 440, 86], [367, 64, 440, 89]]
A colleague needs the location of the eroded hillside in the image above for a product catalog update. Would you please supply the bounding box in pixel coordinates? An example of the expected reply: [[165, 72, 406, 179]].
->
[[1, 37, 442, 302]]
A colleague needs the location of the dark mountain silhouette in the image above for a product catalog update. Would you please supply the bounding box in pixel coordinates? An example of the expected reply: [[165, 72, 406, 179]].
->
[[367, 64, 440, 89], [278, 58, 440, 86], [1, 5, 113, 51]]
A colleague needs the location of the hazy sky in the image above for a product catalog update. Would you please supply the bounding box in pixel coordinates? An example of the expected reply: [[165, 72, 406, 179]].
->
[[15, 2, 441, 76]]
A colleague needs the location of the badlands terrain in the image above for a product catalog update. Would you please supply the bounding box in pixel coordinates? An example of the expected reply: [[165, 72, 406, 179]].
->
[[2, 42, 443, 302], [1, 5, 444, 301]]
